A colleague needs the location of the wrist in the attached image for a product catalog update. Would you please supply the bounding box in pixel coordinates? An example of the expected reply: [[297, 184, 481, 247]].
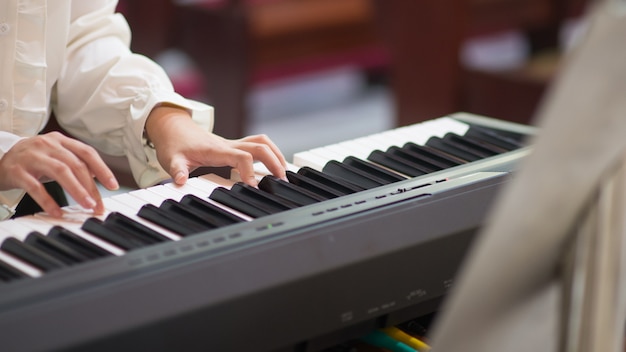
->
[[144, 104, 192, 149]]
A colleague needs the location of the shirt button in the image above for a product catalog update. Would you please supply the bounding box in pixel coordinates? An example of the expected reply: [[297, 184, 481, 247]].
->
[[0, 99, 8, 111], [0, 23, 10, 35]]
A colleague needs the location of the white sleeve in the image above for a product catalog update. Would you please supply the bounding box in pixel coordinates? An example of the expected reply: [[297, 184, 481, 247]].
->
[[54, 0, 214, 188], [0, 132, 26, 216]]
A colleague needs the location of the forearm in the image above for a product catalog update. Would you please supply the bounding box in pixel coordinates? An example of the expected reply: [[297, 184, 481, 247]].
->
[[144, 105, 193, 150]]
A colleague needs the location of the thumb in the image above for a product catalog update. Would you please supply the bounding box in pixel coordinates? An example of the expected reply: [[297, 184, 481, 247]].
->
[[169, 157, 189, 185]]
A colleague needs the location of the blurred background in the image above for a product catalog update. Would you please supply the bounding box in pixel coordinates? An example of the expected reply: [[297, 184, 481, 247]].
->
[[108, 0, 589, 188]]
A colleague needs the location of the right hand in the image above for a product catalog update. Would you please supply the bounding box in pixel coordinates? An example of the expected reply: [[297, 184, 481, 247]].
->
[[0, 132, 119, 217]]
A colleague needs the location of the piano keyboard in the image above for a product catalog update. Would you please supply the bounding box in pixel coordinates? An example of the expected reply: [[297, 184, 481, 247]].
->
[[0, 114, 534, 351], [291, 116, 476, 171], [0, 113, 533, 283]]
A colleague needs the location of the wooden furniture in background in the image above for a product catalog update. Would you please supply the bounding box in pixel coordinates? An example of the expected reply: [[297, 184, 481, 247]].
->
[[122, 0, 388, 139], [172, 0, 388, 139], [374, 0, 589, 127]]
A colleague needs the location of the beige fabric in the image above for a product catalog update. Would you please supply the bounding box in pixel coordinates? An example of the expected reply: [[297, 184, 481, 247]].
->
[[430, 1, 626, 351], [560, 155, 626, 352]]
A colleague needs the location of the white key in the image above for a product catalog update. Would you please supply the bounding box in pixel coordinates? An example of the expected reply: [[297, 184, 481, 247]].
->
[[228, 166, 267, 183], [0, 172, 265, 280], [253, 162, 299, 177], [292, 151, 332, 170], [0, 249, 42, 278], [0, 214, 120, 277], [0, 220, 44, 276], [310, 137, 383, 166], [103, 197, 182, 241], [137, 176, 253, 223], [0, 219, 37, 242], [199, 173, 237, 188], [0, 225, 13, 240], [163, 180, 213, 199], [0, 207, 126, 261], [186, 176, 254, 221], [145, 184, 187, 202], [421, 117, 470, 137], [380, 127, 429, 146], [127, 189, 168, 207], [292, 118, 472, 170], [307, 147, 345, 164], [364, 132, 405, 150], [351, 141, 390, 158], [185, 178, 222, 198], [30, 214, 125, 256], [399, 125, 442, 145], [334, 141, 370, 160], [146, 183, 253, 237], [111, 193, 149, 212], [392, 118, 464, 146]]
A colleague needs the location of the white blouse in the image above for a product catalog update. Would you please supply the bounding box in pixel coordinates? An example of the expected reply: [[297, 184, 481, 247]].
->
[[0, 0, 214, 213]]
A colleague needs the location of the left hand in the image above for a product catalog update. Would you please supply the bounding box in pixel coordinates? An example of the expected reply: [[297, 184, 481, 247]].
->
[[145, 106, 287, 186]]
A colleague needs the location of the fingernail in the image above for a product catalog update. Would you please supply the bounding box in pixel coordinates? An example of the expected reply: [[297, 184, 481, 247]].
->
[[84, 196, 97, 209], [175, 171, 186, 184], [108, 177, 119, 190], [248, 176, 259, 187], [93, 206, 105, 216]]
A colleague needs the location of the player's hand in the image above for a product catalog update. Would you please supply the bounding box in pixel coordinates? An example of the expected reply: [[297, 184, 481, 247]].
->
[[0, 132, 119, 217], [145, 106, 287, 186]]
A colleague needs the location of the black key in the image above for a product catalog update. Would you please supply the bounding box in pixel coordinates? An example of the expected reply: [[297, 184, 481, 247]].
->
[[285, 171, 343, 199], [465, 125, 525, 150], [0, 259, 27, 282], [25, 232, 90, 265], [1, 237, 67, 272], [443, 133, 500, 157], [230, 183, 297, 212], [179, 194, 245, 227], [402, 142, 466, 168], [258, 176, 326, 206], [47, 226, 112, 259], [209, 187, 271, 218], [158, 200, 221, 231], [425, 137, 482, 162], [137, 203, 207, 236], [465, 135, 512, 153], [342, 156, 407, 183], [82, 218, 146, 250], [367, 150, 429, 177], [105, 212, 171, 244], [386, 146, 442, 172], [298, 166, 365, 194], [322, 160, 388, 189]]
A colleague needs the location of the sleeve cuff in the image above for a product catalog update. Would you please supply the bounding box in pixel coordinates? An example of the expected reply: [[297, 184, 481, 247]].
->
[[128, 94, 214, 188], [0, 189, 26, 221]]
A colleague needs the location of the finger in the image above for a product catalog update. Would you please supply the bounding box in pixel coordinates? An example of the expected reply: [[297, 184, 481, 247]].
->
[[228, 151, 258, 186], [47, 135, 107, 215], [3, 133, 106, 215], [56, 138, 112, 215], [235, 141, 287, 180], [45, 157, 103, 213], [18, 172, 63, 218], [61, 137, 119, 191], [168, 156, 190, 185], [241, 134, 288, 167]]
